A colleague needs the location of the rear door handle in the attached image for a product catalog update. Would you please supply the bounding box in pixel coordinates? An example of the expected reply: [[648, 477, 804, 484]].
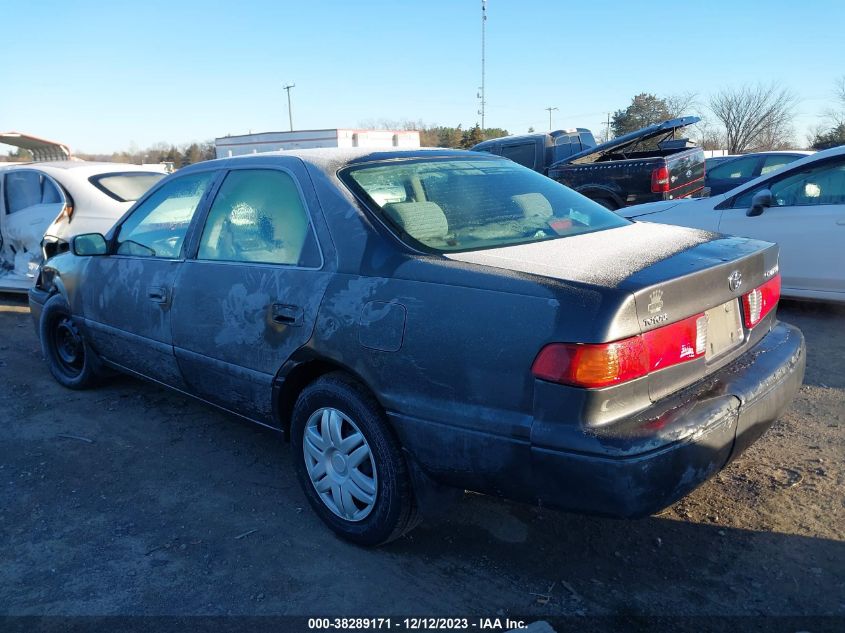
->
[[147, 286, 169, 304], [272, 303, 304, 326]]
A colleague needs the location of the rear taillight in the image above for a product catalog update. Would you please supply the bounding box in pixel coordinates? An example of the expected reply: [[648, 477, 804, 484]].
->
[[651, 165, 670, 193], [532, 313, 707, 388], [742, 274, 781, 328]]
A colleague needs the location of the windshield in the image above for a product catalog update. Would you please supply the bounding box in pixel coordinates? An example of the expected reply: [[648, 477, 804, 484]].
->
[[89, 172, 166, 202], [340, 157, 628, 252]]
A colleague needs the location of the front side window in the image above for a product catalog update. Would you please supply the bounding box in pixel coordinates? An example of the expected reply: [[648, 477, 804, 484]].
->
[[197, 169, 320, 267], [341, 157, 629, 252], [732, 159, 845, 208], [116, 171, 215, 258]]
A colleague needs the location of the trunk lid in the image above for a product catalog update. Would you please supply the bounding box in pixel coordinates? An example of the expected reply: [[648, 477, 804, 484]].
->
[[444, 222, 719, 293], [446, 222, 780, 406]]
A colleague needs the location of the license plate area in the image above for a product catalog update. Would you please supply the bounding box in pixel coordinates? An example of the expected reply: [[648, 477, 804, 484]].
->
[[705, 299, 744, 361]]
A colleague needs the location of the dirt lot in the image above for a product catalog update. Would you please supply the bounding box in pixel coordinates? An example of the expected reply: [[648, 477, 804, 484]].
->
[[1, 293, 843, 624]]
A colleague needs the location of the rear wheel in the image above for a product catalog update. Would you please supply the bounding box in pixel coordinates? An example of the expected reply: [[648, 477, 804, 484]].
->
[[290, 372, 418, 545], [40, 294, 101, 389], [594, 197, 619, 211]]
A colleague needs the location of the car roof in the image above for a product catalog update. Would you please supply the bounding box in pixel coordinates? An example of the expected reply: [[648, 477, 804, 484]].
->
[[710, 150, 813, 162], [180, 147, 498, 178], [0, 160, 166, 177]]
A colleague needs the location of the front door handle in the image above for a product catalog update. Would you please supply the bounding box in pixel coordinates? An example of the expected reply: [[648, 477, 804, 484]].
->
[[271, 303, 304, 326], [147, 286, 169, 304]]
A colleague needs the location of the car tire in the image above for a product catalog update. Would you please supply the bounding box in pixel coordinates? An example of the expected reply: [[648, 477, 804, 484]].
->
[[290, 372, 418, 546], [39, 293, 102, 390], [594, 197, 619, 211]]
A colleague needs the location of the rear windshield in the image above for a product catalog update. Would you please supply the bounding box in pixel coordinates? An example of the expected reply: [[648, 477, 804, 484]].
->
[[89, 172, 166, 202], [340, 157, 628, 252]]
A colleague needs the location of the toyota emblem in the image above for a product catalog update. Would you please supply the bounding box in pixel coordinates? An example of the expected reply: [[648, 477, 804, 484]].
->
[[728, 270, 743, 292]]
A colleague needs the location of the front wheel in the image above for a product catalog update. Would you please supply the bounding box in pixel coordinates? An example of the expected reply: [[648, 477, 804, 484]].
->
[[290, 372, 418, 545], [39, 294, 101, 389]]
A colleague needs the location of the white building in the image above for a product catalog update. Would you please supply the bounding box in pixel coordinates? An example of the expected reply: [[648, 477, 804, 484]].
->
[[215, 128, 421, 159]]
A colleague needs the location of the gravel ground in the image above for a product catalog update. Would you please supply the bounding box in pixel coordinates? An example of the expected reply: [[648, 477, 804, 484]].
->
[[0, 293, 843, 625]]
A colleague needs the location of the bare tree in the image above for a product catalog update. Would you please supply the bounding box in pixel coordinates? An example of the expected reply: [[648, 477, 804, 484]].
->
[[664, 91, 699, 118], [689, 116, 726, 151], [825, 75, 845, 126], [708, 83, 797, 153]]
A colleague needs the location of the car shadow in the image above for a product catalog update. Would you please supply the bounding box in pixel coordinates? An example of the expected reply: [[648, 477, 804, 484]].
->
[[384, 487, 845, 618]]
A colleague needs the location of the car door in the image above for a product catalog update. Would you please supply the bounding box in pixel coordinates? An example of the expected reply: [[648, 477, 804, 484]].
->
[[171, 164, 331, 424], [80, 169, 219, 386], [718, 156, 845, 295], [1, 169, 66, 276]]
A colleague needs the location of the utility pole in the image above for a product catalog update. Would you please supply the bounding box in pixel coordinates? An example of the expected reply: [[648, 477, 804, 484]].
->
[[606, 112, 611, 142], [283, 83, 296, 132], [545, 107, 558, 131], [477, 0, 487, 132]]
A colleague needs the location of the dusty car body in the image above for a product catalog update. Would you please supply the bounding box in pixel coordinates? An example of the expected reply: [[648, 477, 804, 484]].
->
[[0, 153, 165, 292], [30, 148, 805, 545]]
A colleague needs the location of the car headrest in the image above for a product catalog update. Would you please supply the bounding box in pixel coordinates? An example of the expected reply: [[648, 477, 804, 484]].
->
[[382, 202, 449, 241], [511, 193, 553, 219]]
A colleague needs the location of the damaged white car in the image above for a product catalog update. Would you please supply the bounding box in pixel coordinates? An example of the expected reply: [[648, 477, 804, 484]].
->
[[0, 133, 166, 292]]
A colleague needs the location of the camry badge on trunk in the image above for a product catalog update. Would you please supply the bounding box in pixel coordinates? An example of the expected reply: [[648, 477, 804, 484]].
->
[[728, 270, 743, 292]]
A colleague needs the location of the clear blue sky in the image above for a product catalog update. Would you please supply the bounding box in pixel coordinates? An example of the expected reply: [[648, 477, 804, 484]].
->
[[1, 0, 842, 153]]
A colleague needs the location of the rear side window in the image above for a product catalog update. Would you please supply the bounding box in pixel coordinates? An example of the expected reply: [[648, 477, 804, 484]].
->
[[3, 170, 64, 213], [197, 169, 321, 267], [708, 156, 758, 180], [42, 178, 63, 204], [500, 143, 536, 169], [341, 157, 628, 252], [90, 172, 166, 202], [117, 171, 215, 258]]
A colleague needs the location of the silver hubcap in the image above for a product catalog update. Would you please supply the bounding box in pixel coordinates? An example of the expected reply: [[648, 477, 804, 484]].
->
[[303, 407, 378, 521]]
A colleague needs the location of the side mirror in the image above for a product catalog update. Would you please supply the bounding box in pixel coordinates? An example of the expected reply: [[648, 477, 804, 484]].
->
[[71, 233, 108, 256], [747, 189, 772, 217]]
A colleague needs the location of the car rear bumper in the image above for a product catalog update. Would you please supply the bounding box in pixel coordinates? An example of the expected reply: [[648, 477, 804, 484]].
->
[[532, 321, 805, 517], [394, 321, 805, 518]]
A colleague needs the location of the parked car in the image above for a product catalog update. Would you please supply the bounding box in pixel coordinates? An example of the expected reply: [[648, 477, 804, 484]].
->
[[546, 117, 706, 210], [620, 145, 845, 303], [30, 148, 805, 545], [472, 119, 705, 211], [0, 158, 166, 292], [705, 151, 812, 196], [471, 128, 597, 174]]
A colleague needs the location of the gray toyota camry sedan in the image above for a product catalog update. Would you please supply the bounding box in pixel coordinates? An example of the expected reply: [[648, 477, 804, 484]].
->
[[29, 148, 805, 545]]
